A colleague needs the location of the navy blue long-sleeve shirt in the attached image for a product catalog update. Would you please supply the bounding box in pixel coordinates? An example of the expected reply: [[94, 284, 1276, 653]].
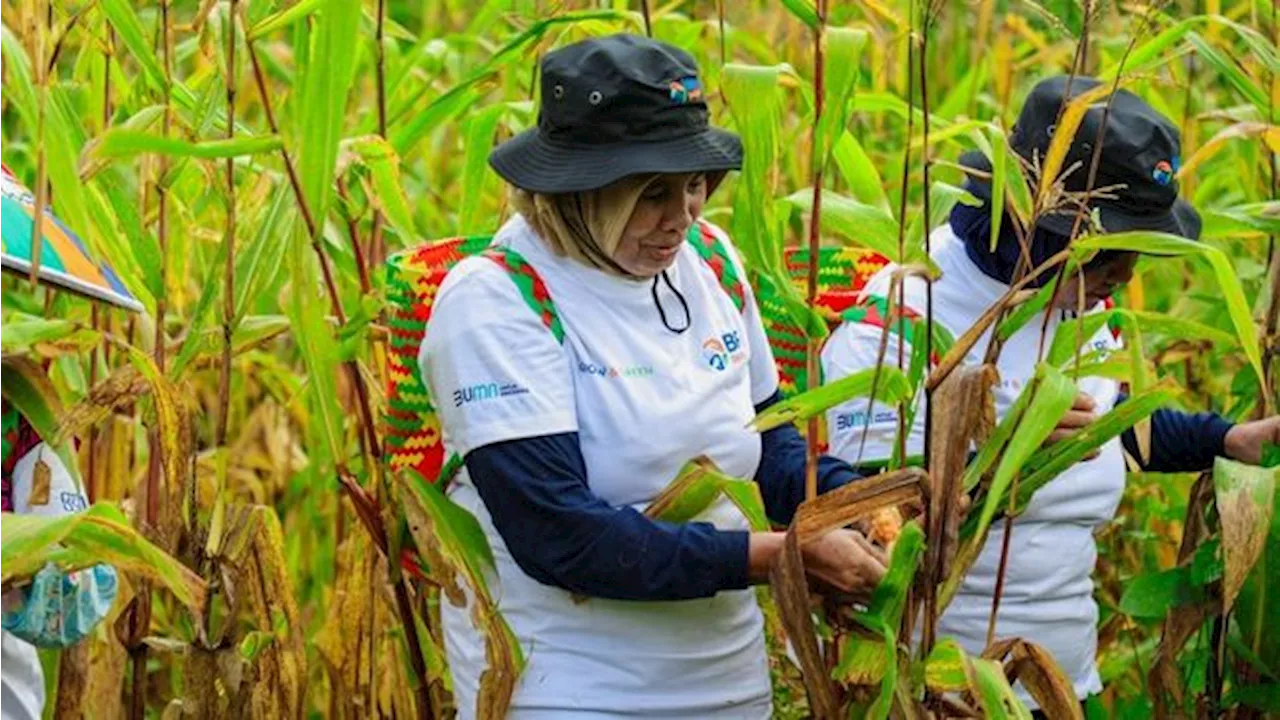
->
[[462, 390, 860, 602], [1118, 396, 1233, 473]]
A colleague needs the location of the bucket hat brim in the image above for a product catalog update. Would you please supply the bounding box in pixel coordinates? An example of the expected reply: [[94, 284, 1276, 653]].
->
[[958, 149, 1201, 241], [490, 126, 743, 194]]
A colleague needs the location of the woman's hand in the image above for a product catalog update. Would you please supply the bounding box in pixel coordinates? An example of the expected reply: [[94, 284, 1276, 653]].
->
[[1224, 416, 1280, 466], [1046, 392, 1101, 460], [801, 529, 888, 601], [748, 529, 887, 601]]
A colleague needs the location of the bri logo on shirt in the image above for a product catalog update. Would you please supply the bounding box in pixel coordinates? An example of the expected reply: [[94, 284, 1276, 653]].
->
[[453, 381, 530, 407], [702, 330, 745, 372]]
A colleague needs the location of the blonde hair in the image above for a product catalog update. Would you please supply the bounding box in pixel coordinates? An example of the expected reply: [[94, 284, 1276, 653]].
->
[[509, 174, 659, 277]]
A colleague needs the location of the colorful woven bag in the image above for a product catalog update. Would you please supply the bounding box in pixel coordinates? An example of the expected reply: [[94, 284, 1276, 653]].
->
[[755, 246, 895, 396]]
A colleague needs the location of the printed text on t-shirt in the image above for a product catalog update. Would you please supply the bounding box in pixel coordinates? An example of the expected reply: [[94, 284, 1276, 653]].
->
[[453, 381, 531, 407]]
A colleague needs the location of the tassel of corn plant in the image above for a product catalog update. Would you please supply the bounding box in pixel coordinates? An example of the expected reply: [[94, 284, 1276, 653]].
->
[[803, 0, 828, 502]]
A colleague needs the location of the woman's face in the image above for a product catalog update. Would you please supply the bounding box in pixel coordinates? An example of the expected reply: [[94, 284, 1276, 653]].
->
[[1056, 251, 1139, 309], [612, 172, 708, 277]]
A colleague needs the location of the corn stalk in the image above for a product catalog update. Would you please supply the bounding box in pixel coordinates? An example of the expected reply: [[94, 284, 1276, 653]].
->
[[241, 23, 430, 719], [804, 0, 828, 502]]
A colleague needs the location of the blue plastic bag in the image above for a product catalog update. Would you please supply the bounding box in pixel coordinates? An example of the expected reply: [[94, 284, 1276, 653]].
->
[[2, 562, 117, 648]]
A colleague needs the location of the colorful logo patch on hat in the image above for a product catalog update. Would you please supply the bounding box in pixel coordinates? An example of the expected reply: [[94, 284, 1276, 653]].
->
[[1152, 160, 1174, 186], [669, 76, 703, 104]]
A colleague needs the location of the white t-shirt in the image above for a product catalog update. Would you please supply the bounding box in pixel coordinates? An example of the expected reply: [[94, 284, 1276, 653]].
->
[[420, 215, 779, 719], [821, 225, 1125, 701]]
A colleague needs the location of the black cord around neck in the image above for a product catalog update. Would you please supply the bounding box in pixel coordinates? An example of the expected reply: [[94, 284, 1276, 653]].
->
[[651, 270, 691, 334]]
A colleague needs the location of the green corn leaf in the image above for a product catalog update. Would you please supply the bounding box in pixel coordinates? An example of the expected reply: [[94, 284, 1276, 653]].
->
[[248, 0, 325, 39], [390, 10, 629, 157], [1074, 233, 1265, 403], [988, 127, 1008, 251], [720, 480, 771, 532], [749, 367, 910, 432], [1186, 31, 1269, 114], [1206, 15, 1280, 75], [1048, 313, 1112, 367], [1015, 383, 1180, 509], [971, 365, 1077, 545], [97, 0, 198, 111], [297, 0, 362, 226], [780, 189, 908, 263], [1098, 17, 1197, 80], [968, 657, 1033, 720], [832, 132, 891, 214], [348, 135, 418, 241], [868, 521, 925, 628], [235, 184, 296, 321], [780, 0, 819, 28], [1203, 202, 1280, 237], [458, 105, 507, 235], [1119, 566, 1198, 618], [646, 458, 770, 530], [0, 357, 83, 488], [171, 225, 233, 378], [401, 472, 497, 588], [0, 318, 96, 356], [1, 502, 206, 613], [284, 227, 345, 470], [399, 471, 524, 699], [98, 0, 168, 95], [813, 28, 868, 173], [960, 361, 1031, 490], [723, 63, 787, 277], [94, 130, 282, 159], [995, 282, 1060, 343], [925, 638, 971, 692]]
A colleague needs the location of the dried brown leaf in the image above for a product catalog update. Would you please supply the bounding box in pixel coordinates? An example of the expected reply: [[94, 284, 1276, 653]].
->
[[316, 532, 380, 717], [1009, 640, 1083, 720], [1213, 458, 1276, 613], [52, 364, 149, 447], [926, 365, 995, 587], [769, 528, 840, 720], [793, 468, 927, 544]]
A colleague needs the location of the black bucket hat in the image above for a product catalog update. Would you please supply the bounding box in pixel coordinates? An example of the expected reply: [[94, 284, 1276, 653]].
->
[[960, 75, 1201, 240], [489, 34, 743, 194]]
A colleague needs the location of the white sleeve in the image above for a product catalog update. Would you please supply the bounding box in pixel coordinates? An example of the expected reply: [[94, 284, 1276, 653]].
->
[[710, 223, 780, 405], [10, 443, 87, 517], [419, 259, 577, 456], [820, 321, 925, 466]]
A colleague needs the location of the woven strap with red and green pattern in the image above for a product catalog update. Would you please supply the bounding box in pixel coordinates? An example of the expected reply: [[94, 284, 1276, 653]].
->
[[685, 220, 746, 311]]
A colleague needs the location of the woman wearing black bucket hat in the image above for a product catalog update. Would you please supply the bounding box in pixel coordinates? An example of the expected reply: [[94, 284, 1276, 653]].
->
[[821, 75, 1279, 712], [420, 34, 884, 718]]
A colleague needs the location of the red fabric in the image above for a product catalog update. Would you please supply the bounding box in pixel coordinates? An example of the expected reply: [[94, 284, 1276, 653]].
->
[[2, 403, 43, 513]]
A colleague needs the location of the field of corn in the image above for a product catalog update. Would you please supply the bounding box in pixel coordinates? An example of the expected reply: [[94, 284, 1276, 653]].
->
[[2, 0, 1279, 717]]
